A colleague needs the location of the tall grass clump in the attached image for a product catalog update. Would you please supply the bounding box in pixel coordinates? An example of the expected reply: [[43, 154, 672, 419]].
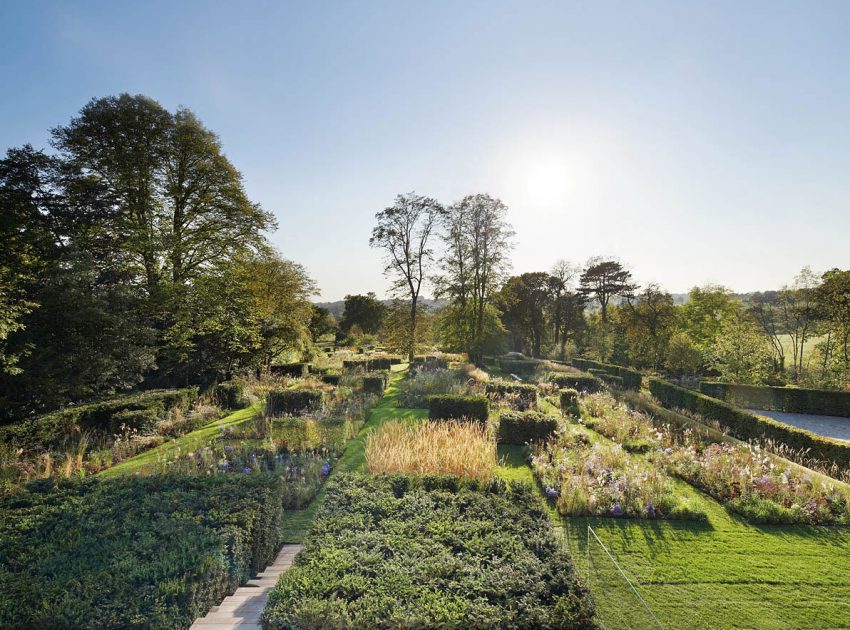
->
[[397, 368, 468, 408], [365, 420, 496, 480]]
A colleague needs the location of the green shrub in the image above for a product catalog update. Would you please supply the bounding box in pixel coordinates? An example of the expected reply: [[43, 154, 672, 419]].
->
[[0, 388, 198, 450], [261, 474, 596, 629], [111, 408, 160, 434], [700, 381, 850, 418], [560, 389, 581, 417], [550, 372, 600, 393], [572, 359, 641, 390], [211, 381, 248, 409], [485, 381, 538, 403], [342, 357, 398, 371], [498, 358, 539, 374], [428, 395, 489, 423], [362, 373, 389, 395], [598, 373, 625, 388], [498, 411, 559, 444], [649, 377, 850, 471], [0, 474, 283, 629], [320, 374, 341, 386], [270, 362, 309, 378], [410, 356, 449, 371], [265, 389, 324, 416]]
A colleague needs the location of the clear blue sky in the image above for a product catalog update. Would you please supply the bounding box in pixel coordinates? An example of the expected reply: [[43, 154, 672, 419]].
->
[[2, 1, 849, 300]]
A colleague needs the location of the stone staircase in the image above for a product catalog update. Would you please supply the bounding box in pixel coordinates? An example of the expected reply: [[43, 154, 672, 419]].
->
[[190, 544, 303, 629]]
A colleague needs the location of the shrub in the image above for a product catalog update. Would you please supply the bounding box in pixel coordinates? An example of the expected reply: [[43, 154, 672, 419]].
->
[[366, 420, 496, 479], [498, 358, 539, 374], [498, 411, 559, 444], [649, 378, 850, 472], [265, 389, 324, 417], [428, 395, 489, 423], [211, 381, 248, 409], [320, 374, 341, 386], [486, 381, 538, 403], [572, 359, 641, 390], [111, 408, 160, 434], [270, 362, 309, 378], [342, 356, 398, 371], [700, 381, 850, 418], [362, 373, 388, 395], [599, 373, 625, 388], [261, 474, 596, 629], [0, 474, 283, 629], [409, 356, 449, 372], [560, 389, 581, 418], [397, 368, 466, 408], [550, 372, 600, 393]]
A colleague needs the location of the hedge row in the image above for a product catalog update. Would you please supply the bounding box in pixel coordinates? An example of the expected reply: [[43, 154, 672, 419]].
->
[[342, 356, 400, 371], [497, 358, 540, 374], [649, 378, 850, 471], [409, 356, 449, 372], [549, 372, 600, 393], [572, 358, 641, 390], [0, 474, 283, 629], [485, 381, 539, 403], [270, 362, 309, 378], [560, 389, 580, 417], [266, 389, 324, 416], [362, 372, 389, 395], [497, 411, 559, 444], [428, 395, 489, 423], [321, 374, 341, 386], [211, 381, 249, 410], [0, 388, 198, 449], [261, 474, 595, 629], [700, 381, 850, 418]]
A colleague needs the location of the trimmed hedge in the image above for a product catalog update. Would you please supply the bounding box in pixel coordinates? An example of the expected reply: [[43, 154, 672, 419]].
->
[[0, 474, 283, 629], [560, 389, 580, 417], [649, 378, 850, 471], [498, 358, 539, 374], [211, 381, 249, 410], [700, 381, 850, 418], [598, 373, 625, 388], [362, 372, 389, 395], [321, 374, 341, 386], [270, 362, 309, 378], [0, 388, 198, 449], [428, 395, 489, 423], [410, 356, 449, 371], [497, 411, 559, 444], [550, 372, 600, 393], [265, 389, 324, 416], [262, 474, 595, 629], [485, 381, 538, 403], [572, 358, 641, 390], [342, 356, 398, 371]]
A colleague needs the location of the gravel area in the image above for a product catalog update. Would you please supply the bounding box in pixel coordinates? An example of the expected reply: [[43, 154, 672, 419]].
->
[[748, 409, 850, 442]]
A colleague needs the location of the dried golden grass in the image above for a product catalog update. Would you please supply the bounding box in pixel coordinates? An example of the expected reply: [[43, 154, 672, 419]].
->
[[365, 420, 496, 480]]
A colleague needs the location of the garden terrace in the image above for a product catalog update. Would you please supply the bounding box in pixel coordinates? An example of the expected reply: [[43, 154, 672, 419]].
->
[[261, 473, 596, 629]]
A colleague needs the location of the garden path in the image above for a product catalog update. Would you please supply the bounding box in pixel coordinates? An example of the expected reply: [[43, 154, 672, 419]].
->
[[747, 408, 850, 442], [189, 543, 303, 629]]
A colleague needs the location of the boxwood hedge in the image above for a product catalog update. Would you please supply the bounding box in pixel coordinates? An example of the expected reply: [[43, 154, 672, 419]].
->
[[266, 389, 324, 417], [498, 358, 540, 374], [650, 377, 850, 471], [0, 474, 283, 629], [428, 395, 489, 423], [261, 474, 596, 629], [485, 381, 539, 403], [700, 381, 850, 418], [560, 389, 580, 418], [270, 362, 309, 378], [498, 411, 560, 444], [571, 359, 641, 390], [362, 372, 389, 395], [549, 372, 600, 393]]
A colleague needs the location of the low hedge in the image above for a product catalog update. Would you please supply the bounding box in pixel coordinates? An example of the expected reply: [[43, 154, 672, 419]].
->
[[266, 389, 324, 416], [270, 362, 309, 378], [498, 358, 539, 374], [321, 374, 341, 386], [362, 372, 389, 395], [0, 388, 198, 449], [649, 378, 850, 471], [560, 389, 580, 417], [598, 373, 625, 388], [550, 372, 600, 393], [0, 474, 283, 629], [211, 381, 249, 410], [485, 381, 538, 403], [497, 411, 559, 444], [572, 358, 641, 390], [428, 395, 489, 423], [342, 357, 399, 371], [261, 474, 595, 629], [700, 381, 850, 418], [410, 356, 449, 371]]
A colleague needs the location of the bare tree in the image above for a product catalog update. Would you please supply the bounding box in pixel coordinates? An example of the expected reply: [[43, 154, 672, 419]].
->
[[370, 192, 443, 361]]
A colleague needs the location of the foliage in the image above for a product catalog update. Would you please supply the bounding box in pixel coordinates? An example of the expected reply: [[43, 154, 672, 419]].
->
[[265, 389, 324, 417], [366, 420, 496, 479], [428, 395, 489, 423], [677, 284, 739, 356], [572, 358, 641, 390], [665, 331, 703, 377], [211, 381, 249, 410], [560, 389, 581, 417], [712, 317, 775, 384], [485, 380, 539, 411], [620, 284, 676, 369], [397, 368, 468, 408], [362, 373, 388, 395], [339, 292, 386, 335], [700, 381, 850, 418], [0, 474, 283, 629], [270, 362, 309, 378], [262, 473, 597, 629], [497, 411, 559, 445], [550, 372, 600, 393]]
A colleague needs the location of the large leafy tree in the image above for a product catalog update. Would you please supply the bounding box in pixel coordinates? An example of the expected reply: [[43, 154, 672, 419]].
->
[[621, 284, 676, 369], [339, 293, 387, 335], [815, 268, 850, 386], [578, 258, 637, 360], [497, 272, 552, 357], [370, 192, 443, 360]]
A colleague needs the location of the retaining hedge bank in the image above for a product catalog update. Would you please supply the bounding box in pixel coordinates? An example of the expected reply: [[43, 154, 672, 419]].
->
[[0, 474, 283, 629], [700, 381, 850, 418], [649, 378, 850, 471], [572, 359, 641, 390]]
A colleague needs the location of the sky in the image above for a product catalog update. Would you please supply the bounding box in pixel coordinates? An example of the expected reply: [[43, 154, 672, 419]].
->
[[2, 1, 849, 301]]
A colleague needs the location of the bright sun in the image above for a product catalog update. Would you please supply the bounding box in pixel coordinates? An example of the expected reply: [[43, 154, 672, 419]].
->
[[513, 153, 574, 212]]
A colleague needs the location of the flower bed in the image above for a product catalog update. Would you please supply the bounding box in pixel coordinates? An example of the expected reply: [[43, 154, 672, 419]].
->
[[397, 368, 468, 408], [261, 474, 597, 629]]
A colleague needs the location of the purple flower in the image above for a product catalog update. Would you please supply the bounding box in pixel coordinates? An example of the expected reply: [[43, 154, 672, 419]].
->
[[645, 503, 656, 518], [224, 445, 235, 453], [242, 466, 252, 474], [545, 486, 559, 499], [218, 462, 230, 471], [321, 462, 331, 477], [610, 503, 624, 517]]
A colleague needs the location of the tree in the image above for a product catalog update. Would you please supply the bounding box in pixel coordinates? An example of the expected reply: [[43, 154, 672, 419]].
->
[[381, 299, 435, 354], [815, 268, 850, 387], [578, 258, 637, 360], [713, 317, 774, 385], [308, 306, 337, 342], [547, 260, 580, 358], [436, 194, 514, 361], [677, 285, 739, 356], [369, 192, 443, 360], [497, 272, 551, 357], [778, 267, 820, 381], [666, 332, 703, 378], [747, 291, 786, 374], [621, 284, 676, 369], [339, 293, 386, 335]]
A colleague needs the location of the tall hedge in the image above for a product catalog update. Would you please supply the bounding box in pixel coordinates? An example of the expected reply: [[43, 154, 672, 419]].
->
[[649, 377, 850, 471], [700, 381, 850, 418], [428, 395, 489, 423], [572, 358, 641, 390], [497, 411, 559, 444], [266, 389, 324, 416]]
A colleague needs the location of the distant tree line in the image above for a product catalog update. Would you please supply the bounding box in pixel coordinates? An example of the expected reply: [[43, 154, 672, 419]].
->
[[0, 94, 316, 422]]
